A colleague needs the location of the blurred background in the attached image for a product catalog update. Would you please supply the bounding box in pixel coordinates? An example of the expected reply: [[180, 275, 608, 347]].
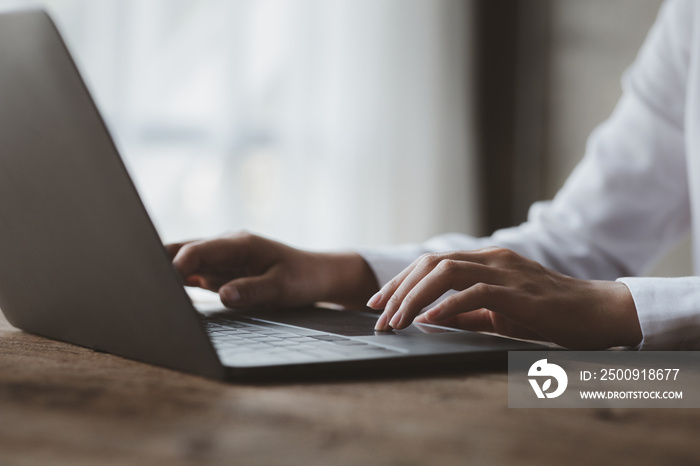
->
[[0, 0, 688, 274]]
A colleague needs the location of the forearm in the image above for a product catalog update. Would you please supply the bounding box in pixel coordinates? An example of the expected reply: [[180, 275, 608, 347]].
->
[[583, 280, 642, 349]]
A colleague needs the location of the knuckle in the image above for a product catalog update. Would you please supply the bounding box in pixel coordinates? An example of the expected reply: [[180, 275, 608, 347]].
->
[[231, 229, 256, 242], [418, 253, 441, 268], [436, 259, 460, 274], [494, 247, 512, 257], [472, 282, 493, 298], [487, 247, 516, 263], [388, 292, 403, 307], [402, 292, 417, 307], [386, 278, 401, 291]]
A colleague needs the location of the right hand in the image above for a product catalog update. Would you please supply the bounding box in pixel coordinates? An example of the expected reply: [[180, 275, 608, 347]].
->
[[166, 232, 379, 309]]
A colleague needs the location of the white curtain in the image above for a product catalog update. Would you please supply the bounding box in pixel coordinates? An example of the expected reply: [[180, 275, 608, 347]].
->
[[0, 0, 482, 249]]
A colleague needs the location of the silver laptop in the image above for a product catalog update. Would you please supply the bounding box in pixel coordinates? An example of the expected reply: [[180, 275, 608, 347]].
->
[[0, 10, 542, 381]]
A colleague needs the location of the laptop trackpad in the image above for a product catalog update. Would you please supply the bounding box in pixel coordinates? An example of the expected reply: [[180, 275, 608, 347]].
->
[[224, 305, 461, 337]]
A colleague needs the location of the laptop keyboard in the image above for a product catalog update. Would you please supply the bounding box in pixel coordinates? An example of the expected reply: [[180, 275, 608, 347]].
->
[[201, 315, 401, 366]]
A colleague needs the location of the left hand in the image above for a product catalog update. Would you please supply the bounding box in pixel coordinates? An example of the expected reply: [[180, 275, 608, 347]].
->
[[165, 232, 379, 310], [366, 247, 642, 350]]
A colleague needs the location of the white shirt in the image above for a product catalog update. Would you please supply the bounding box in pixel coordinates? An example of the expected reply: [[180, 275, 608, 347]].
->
[[358, 0, 700, 350]]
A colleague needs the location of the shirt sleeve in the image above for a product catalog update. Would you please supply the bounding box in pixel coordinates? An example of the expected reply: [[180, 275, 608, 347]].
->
[[357, 0, 698, 350], [617, 277, 700, 349]]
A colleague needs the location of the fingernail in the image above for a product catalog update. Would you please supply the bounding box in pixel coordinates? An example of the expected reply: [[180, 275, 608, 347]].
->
[[367, 291, 382, 308], [374, 312, 388, 331], [222, 286, 240, 305], [389, 312, 402, 329]]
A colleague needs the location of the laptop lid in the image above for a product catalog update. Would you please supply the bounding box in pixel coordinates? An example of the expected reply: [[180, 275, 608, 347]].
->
[[0, 10, 224, 379]]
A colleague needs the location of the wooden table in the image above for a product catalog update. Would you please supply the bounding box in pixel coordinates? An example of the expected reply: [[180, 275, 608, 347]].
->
[[1, 313, 699, 466]]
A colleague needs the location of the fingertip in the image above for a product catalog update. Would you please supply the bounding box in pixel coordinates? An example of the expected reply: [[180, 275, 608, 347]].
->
[[220, 286, 241, 307], [366, 291, 382, 309], [172, 245, 199, 277], [374, 312, 390, 331], [388, 312, 402, 329]]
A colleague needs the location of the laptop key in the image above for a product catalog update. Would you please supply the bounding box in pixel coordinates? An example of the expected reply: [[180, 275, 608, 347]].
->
[[203, 316, 403, 360]]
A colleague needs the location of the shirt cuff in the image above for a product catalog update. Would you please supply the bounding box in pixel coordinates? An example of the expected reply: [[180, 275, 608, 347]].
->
[[616, 276, 700, 350]]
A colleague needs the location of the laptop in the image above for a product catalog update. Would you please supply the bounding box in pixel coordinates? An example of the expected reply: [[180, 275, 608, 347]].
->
[[0, 10, 542, 381]]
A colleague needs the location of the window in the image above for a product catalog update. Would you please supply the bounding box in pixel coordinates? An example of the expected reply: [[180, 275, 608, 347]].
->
[[1, 0, 480, 248]]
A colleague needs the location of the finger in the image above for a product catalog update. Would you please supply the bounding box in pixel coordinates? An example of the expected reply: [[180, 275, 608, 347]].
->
[[374, 252, 483, 330], [172, 237, 251, 279], [184, 274, 230, 292], [415, 308, 496, 332], [388, 260, 503, 329], [367, 248, 502, 311], [366, 258, 422, 310], [418, 247, 517, 268], [373, 254, 449, 330], [421, 285, 545, 341], [421, 283, 514, 323], [219, 269, 282, 308], [416, 309, 545, 341], [165, 240, 196, 259]]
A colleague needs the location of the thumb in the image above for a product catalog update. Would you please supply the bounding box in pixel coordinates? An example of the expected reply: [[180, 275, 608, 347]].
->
[[219, 271, 282, 308], [415, 309, 494, 332], [164, 240, 194, 259]]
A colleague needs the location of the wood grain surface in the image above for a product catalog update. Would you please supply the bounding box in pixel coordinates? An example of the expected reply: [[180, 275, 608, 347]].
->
[[1, 313, 699, 466]]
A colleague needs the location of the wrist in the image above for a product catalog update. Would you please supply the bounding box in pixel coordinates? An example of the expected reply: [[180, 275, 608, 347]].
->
[[312, 252, 379, 309]]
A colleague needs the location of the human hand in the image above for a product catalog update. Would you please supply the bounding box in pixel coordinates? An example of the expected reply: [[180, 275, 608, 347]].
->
[[366, 248, 642, 350], [166, 232, 378, 309]]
